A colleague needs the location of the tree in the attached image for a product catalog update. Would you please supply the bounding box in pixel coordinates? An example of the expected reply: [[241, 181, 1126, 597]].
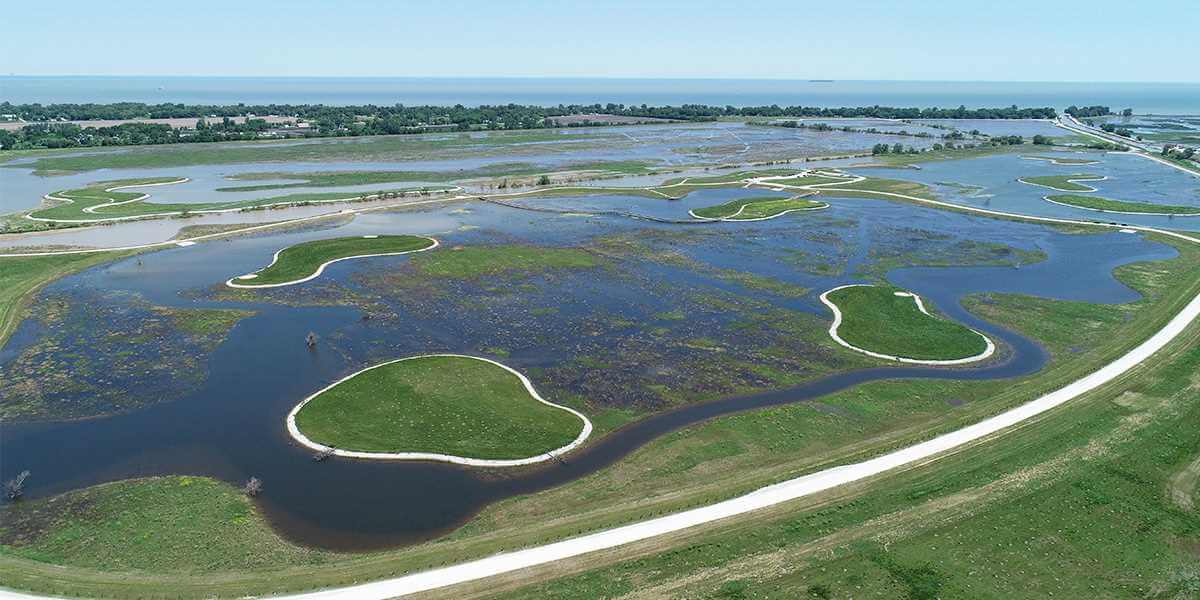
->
[[1032, 135, 1051, 145], [4, 470, 30, 500], [243, 477, 263, 496], [1121, 108, 1133, 117]]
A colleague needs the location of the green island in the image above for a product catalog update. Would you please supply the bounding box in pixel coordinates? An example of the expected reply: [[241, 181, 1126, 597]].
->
[[691, 195, 827, 220], [1021, 154, 1100, 165], [229, 235, 436, 287], [292, 355, 585, 459], [28, 178, 441, 222], [1045, 193, 1200, 215], [1017, 173, 1105, 192], [406, 245, 600, 279], [217, 162, 655, 192], [824, 285, 990, 361]]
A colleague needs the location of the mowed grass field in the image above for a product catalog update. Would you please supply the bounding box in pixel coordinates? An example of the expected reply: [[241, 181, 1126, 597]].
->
[[826, 285, 989, 361], [232, 235, 436, 286], [293, 355, 584, 458], [1047, 193, 1200, 215], [1017, 173, 1105, 192], [692, 195, 826, 220]]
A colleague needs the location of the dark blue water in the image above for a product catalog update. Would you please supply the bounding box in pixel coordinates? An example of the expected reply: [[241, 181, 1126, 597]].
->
[[3, 77, 1198, 114]]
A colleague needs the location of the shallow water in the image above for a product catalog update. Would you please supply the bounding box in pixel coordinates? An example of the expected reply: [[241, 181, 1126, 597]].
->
[[1, 121, 942, 214], [0, 194, 1176, 550], [856, 151, 1200, 229]]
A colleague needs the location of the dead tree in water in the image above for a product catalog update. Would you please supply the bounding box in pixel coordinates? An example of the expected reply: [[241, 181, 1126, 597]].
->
[[305, 332, 318, 348], [4, 470, 30, 500], [243, 477, 263, 497]]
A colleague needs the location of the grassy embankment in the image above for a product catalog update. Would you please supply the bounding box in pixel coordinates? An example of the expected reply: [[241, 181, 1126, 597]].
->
[[230, 235, 436, 287], [488, 309, 1200, 599], [293, 355, 584, 458], [28, 179, 444, 222], [692, 196, 827, 220], [825, 285, 989, 361], [1017, 173, 1105, 192], [1046, 194, 1200, 215], [2, 230, 1196, 598], [216, 161, 655, 193], [1020, 154, 1100, 165]]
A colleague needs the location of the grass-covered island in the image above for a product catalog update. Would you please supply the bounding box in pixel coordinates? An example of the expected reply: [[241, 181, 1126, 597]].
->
[[1016, 173, 1105, 192], [1045, 194, 1200, 216], [1020, 154, 1100, 165], [28, 178, 443, 224], [290, 355, 590, 462], [227, 235, 437, 288], [820, 284, 993, 363], [690, 195, 828, 221]]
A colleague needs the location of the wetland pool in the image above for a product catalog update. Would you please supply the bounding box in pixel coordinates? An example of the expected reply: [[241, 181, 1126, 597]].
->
[[0, 191, 1178, 550]]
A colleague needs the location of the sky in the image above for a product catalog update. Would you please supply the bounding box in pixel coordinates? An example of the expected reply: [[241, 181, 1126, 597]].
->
[[3, 0, 1198, 82]]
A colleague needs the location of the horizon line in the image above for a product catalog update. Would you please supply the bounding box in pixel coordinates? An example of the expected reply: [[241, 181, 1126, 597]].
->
[[3, 74, 1198, 85]]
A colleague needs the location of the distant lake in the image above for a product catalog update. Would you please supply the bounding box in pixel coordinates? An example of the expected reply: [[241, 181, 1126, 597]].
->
[[2, 77, 1198, 114]]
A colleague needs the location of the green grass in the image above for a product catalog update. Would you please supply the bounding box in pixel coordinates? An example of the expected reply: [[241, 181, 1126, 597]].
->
[[1046, 194, 1200, 215], [0, 476, 332, 572], [29, 178, 435, 222], [159, 307, 256, 336], [293, 355, 584, 458], [408, 245, 600, 279], [814, 176, 938, 201], [494, 318, 1200, 600], [217, 161, 656, 193], [692, 195, 826, 219], [1017, 173, 1105, 192], [232, 235, 436, 286], [1021, 154, 1100, 165], [826, 285, 988, 360]]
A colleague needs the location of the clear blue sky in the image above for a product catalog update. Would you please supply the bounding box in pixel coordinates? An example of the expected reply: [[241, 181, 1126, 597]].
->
[[4, 0, 1197, 82]]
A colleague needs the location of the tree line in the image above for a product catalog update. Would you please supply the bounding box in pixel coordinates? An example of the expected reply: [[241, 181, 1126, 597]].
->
[[0, 101, 1062, 151]]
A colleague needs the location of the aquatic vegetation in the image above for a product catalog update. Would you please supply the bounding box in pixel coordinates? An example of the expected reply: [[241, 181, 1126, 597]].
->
[[406, 245, 601, 279], [0, 293, 253, 420]]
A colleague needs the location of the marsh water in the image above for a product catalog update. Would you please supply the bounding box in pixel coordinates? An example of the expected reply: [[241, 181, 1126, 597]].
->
[[0, 187, 1178, 550], [0, 121, 938, 215]]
